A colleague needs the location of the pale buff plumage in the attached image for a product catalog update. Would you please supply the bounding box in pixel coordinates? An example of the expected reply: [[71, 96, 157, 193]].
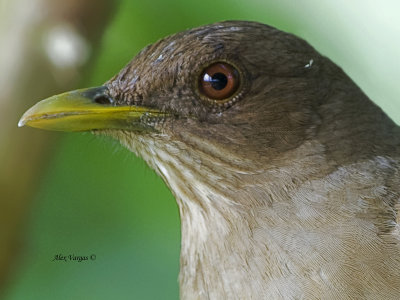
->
[[110, 130, 400, 299]]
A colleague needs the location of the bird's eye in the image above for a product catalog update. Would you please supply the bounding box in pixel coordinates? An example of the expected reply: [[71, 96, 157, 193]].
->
[[199, 62, 240, 101]]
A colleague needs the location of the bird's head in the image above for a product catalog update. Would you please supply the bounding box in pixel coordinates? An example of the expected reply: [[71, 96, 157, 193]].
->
[[18, 21, 400, 300], [19, 21, 363, 178]]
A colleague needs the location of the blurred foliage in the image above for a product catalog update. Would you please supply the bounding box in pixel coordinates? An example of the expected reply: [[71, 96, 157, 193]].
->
[[0, 0, 115, 295], [4, 0, 400, 299]]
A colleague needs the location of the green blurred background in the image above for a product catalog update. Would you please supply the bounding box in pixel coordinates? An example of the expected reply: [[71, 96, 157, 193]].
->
[[1, 0, 399, 299]]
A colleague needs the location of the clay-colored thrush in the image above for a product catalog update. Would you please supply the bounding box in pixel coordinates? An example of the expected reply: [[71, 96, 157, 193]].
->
[[19, 21, 400, 299]]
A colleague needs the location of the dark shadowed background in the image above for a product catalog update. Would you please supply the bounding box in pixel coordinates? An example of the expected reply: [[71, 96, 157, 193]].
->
[[1, 0, 399, 299]]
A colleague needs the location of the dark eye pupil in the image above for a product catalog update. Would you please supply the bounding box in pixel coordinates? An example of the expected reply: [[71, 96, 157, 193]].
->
[[210, 73, 228, 90]]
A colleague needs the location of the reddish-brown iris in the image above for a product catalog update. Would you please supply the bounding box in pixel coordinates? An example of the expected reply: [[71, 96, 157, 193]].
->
[[199, 62, 240, 100]]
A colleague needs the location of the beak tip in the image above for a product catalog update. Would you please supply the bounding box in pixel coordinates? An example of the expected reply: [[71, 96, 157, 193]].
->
[[18, 116, 27, 127]]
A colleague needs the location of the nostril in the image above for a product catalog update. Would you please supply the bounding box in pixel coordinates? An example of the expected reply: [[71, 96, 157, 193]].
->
[[94, 95, 113, 105]]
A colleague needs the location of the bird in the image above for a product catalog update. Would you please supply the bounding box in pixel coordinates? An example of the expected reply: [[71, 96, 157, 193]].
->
[[19, 21, 400, 299]]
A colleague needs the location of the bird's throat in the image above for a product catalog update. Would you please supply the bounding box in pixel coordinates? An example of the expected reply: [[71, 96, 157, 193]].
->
[[108, 129, 400, 299]]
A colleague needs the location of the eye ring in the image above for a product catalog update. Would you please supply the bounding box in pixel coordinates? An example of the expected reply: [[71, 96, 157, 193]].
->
[[198, 62, 241, 101]]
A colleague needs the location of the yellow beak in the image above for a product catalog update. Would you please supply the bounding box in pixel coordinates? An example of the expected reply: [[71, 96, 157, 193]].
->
[[18, 86, 167, 132]]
